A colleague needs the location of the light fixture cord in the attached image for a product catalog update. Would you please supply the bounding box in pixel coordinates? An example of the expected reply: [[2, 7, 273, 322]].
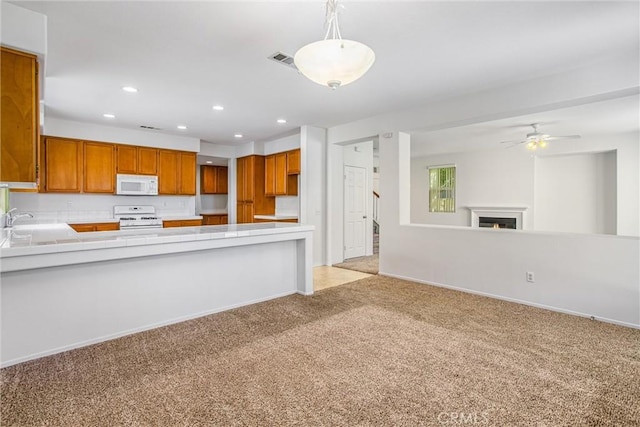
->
[[323, 0, 342, 40]]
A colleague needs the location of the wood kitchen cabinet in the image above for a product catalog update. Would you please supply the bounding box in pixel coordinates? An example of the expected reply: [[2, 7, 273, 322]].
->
[[200, 165, 228, 194], [179, 152, 196, 195], [116, 145, 158, 175], [69, 222, 120, 232], [158, 149, 196, 195], [287, 149, 300, 174], [236, 155, 274, 223], [265, 151, 298, 196], [202, 214, 228, 225], [265, 153, 288, 196], [84, 141, 115, 193], [236, 201, 255, 224], [163, 219, 203, 228], [42, 137, 83, 192], [1, 47, 38, 184]]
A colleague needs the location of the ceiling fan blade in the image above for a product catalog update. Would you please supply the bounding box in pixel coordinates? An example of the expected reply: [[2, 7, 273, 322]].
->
[[545, 135, 581, 141], [499, 139, 526, 144]]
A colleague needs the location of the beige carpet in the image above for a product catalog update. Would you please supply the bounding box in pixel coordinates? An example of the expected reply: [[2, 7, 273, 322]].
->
[[333, 253, 379, 274], [2, 276, 639, 426]]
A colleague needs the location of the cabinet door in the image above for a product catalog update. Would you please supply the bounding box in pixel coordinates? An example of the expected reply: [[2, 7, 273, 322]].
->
[[216, 166, 228, 194], [203, 215, 221, 225], [236, 157, 246, 201], [287, 149, 300, 174], [116, 145, 137, 174], [44, 137, 83, 192], [138, 147, 158, 175], [1, 48, 38, 183], [178, 152, 196, 195], [244, 156, 255, 201], [158, 150, 178, 194], [265, 155, 276, 196], [84, 142, 115, 193], [275, 152, 287, 195], [220, 215, 228, 224], [200, 165, 217, 194]]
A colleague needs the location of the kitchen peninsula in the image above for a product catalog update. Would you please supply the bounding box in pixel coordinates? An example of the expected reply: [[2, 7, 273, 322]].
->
[[0, 222, 314, 367]]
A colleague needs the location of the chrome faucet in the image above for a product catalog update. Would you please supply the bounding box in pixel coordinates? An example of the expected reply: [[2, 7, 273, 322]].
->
[[5, 208, 34, 227]]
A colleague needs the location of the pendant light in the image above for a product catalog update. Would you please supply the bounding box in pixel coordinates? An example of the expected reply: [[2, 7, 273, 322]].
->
[[294, 0, 375, 89]]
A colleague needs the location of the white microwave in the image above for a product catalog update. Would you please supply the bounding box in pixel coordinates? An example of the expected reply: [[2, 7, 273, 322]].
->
[[116, 174, 158, 195]]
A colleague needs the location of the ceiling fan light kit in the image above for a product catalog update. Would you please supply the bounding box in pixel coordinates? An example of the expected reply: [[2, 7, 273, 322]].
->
[[502, 123, 581, 150], [294, 0, 375, 89]]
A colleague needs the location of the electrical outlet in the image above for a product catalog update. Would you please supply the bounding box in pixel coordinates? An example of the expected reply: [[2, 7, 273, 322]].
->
[[526, 271, 535, 283]]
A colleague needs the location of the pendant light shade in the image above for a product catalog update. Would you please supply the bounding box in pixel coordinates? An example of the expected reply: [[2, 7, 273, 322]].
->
[[295, 39, 375, 89], [294, 0, 375, 89]]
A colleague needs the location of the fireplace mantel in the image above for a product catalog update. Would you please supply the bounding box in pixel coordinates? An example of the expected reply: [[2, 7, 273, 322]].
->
[[466, 206, 528, 230]]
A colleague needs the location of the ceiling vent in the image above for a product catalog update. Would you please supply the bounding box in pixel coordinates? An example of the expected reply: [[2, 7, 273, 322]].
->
[[139, 125, 162, 131], [268, 51, 298, 70]]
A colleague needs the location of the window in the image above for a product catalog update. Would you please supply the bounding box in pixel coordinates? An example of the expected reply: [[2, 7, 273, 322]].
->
[[429, 165, 456, 213]]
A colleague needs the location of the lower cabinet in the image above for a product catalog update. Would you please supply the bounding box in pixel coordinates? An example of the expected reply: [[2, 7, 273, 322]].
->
[[163, 219, 203, 228], [69, 222, 120, 232], [202, 214, 228, 225], [237, 201, 254, 224]]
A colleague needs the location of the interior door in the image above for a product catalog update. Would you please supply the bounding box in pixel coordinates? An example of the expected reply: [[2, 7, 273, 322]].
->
[[344, 165, 367, 259]]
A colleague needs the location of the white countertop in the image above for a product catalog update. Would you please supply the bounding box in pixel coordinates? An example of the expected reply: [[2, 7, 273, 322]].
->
[[0, 222, 313, 266], [198, 211, 228, 215], [160, 215, 203, 221], [254, 215, 299, 220]]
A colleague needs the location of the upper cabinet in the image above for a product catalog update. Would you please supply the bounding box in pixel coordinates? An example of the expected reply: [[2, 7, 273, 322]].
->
[[158, 149, 196, 195], [265, 149, 300, 197], [41, 137, 192, 195], [200, 165, 228, 194], [265, 152, 287, 196], [84, 142, 115, 193], [287, 149, 300, 175], [179, 152, 196, 195], [42, 137, 83, 193], [1, 47, 39, 184], [116, 145, 158, 175]]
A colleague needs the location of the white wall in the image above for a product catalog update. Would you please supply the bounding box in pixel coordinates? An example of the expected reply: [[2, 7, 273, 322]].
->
[[45, 118, 201, 152], [379, 132, 639, 327], [535, 151, 617, 235], [411, 148, 535, 229], [0, 3, 47, 56], [300, 126, 327, 266], [321, 53, 639, 327]]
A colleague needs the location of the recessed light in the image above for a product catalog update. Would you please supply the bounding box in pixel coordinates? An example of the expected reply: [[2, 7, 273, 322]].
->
[[212, 105, 224, 111], [103, 113, 115, 119], [277, 119, 287, 124], [177, 125, 187, 130], [122, 86, 138, 93], [234, 134, 243, 138], [206, 161, 213, 164]]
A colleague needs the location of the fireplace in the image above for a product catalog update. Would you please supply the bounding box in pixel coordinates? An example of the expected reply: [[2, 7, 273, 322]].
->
[[467, 206, 528, 230], [479, 216, 517, 229]]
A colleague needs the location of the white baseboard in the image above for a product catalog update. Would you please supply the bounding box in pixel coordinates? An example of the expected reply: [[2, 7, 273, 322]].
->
[[379, 272, 640, 330]]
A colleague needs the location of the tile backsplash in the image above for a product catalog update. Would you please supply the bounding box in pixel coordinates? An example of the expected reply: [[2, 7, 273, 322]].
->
[[10, 192, 196, 222]]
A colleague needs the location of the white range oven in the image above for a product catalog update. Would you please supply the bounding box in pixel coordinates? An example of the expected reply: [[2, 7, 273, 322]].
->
[[114, 205, 163, 230]]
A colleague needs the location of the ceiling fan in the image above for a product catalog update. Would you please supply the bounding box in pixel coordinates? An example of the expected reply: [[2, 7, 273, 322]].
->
[[501, 123, 581, 150]]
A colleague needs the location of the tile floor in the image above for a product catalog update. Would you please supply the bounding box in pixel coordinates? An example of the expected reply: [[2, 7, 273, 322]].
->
[[313, 266, 372, 291]]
